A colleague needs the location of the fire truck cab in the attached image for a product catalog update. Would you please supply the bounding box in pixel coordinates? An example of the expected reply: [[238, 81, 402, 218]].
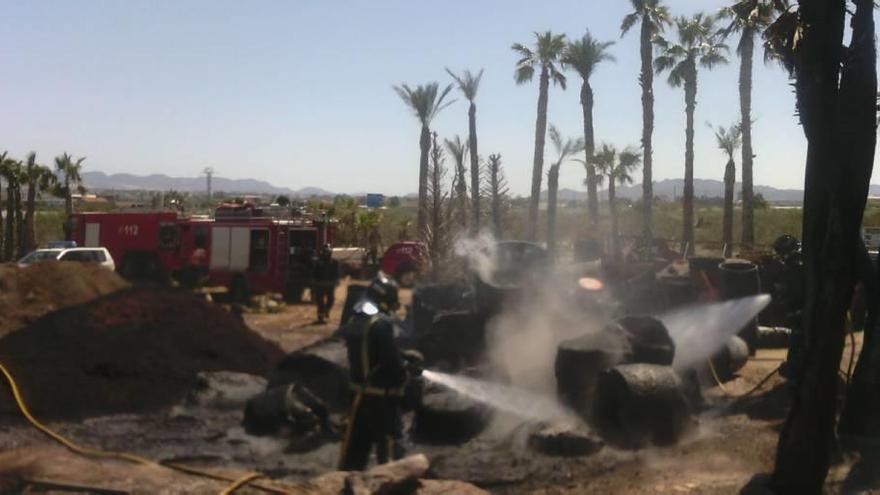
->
[[68, 206, 331, 300]]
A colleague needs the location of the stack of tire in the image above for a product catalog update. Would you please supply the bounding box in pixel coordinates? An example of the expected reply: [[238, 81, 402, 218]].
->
[[554, 316, 695, 449]]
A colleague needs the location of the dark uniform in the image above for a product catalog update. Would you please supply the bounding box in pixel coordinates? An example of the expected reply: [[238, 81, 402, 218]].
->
[[313, 244, 340, 323], [337, 275, 413, 470]]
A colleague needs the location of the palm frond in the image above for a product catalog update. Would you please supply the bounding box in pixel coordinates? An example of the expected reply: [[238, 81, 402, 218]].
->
[[550, 68, 567, 90], [446, 68, 484, 101], [515, 64, 535, 84], [564, 32, 616, 80], [621, 12, 641, 36]]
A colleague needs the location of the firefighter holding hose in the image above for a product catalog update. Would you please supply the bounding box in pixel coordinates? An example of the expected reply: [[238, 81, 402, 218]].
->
[[337, 274, 422, 470]]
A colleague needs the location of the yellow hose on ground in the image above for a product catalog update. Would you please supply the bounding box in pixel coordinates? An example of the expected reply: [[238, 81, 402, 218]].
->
[[0, 361, 287, 494], [220, 472, 265, 495]]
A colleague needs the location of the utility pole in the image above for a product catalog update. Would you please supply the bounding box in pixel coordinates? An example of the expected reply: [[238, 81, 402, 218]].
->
[[203, 167, 214, 201]]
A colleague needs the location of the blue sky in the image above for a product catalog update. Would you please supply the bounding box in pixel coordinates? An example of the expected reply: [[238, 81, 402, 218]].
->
[[0, 1, 874, 195]]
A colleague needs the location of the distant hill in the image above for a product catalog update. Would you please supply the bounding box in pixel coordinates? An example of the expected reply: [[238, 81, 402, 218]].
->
[[82, 172, 333, 197], [552, 178, 809, 202]]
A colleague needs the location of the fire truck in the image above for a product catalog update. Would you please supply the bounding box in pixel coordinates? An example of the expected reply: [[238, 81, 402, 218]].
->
[[67, 204, 332, 300]]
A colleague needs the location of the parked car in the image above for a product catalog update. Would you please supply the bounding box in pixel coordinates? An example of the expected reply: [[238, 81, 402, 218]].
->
[[18, 247, 116, 271]]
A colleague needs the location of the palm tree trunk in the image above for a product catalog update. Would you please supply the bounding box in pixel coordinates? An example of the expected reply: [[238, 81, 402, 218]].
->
[[14, 185, 24, 258], [640, 16, 655, 243], [0, 177, 4, 259], [682, 68, 697, 256], [64, 174, 72, 218], [546, 165, 559, 258], [4, 184, 15, 261], [723, 159, 735, 257], [839, 240, 880, 444], [740, 28, 756, 249], [581, 81, 599, 228], [771, 0, 872, 491], [609, 177, 619, 261], [417, 124, 431, 238], [527, 66, 551, 242], [468, 102, 480, 234], [24, 180, 36, 252]]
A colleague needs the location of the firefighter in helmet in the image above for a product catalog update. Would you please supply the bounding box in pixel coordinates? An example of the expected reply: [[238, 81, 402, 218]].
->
[[312, 243, 340, 323], [337, 274, 421, 470]]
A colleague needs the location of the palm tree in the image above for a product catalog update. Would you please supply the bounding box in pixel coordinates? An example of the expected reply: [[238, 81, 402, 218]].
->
[[654, 13, 729, 255], [426, 132, 449, 272], [444, 135, 469, 231], [594, 144, 641, 261], [21, 153, 56, 254], [512, 31, 568, 241], [546, 125, 585, 257], [393, 83, 455, 238], [719, 0, 777, 250], [621, 0, 671, 244], [711, 123, 742, 257], [54, 152, 86, 219], [483, 154, 508, 238], [563, 31, 616, 229], [0, 158, 23, 261], [447, 68, 484, 233], [0, 152, 9, 259]]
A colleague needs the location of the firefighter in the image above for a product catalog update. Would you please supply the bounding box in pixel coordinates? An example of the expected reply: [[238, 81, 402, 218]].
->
[[312, 243, 340, 323], [337, 274, 422, 471]]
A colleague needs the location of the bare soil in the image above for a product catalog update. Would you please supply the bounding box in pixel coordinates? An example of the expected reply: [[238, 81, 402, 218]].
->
[[0, 278, 871, 493]]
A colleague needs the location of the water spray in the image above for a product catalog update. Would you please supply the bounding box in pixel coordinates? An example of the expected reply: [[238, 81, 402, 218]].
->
[[421, 369, 578, 424]]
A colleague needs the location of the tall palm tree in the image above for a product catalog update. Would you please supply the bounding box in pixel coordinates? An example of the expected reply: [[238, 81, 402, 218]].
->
[[720, 0, 777, 250], [483, 154, 508, 238], [447, 68, 484, 233], [0, 152, 7, 257], [22, 153, 55, 254], [654, 13, 729, 255], [512, 31, 568, 241], [0, 158, 23, 261], [711, 123, 742, 257], [621, 0, 671, 245], [54, 152, 86, 219], [426, 132, 449, 272], [563, 31, 616, 229], [444, 135, 469, 231], [393, 83, 455, 238], [546, 125, 585, 257]]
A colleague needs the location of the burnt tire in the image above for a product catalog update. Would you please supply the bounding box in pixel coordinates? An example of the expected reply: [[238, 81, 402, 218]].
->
[[229, 276, 250, 304]]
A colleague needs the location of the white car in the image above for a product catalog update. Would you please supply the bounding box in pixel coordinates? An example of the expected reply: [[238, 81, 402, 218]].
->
[[18, 247, 116, 271]]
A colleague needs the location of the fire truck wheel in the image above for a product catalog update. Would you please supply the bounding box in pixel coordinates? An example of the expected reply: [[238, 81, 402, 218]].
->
[[230, 276, 250, 304]]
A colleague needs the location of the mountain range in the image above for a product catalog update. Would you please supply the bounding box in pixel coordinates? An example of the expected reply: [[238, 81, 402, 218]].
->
[[82, 171, 333, 197], [84, 171, 880, 202], [553, 178, 807, 202]]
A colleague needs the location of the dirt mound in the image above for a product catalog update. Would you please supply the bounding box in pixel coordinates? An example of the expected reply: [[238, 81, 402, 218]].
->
[[0, 262, 129, 336], [0, 287, 284, 419]]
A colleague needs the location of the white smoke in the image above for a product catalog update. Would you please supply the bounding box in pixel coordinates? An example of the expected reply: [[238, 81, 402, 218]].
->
[[452, 232, 616, 392], [453, 230, 499, 284]]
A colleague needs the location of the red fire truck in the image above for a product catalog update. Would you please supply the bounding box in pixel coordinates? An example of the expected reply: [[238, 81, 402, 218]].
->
[[68, 205, 332, 300]]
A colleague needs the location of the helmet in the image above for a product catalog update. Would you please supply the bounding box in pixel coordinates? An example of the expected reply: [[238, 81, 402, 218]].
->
[[773, 235, 801, 257], [366, 273, 400, 313]]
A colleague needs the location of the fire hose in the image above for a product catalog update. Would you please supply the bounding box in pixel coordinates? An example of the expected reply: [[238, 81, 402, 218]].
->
[[0, 360, 286, 495]]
